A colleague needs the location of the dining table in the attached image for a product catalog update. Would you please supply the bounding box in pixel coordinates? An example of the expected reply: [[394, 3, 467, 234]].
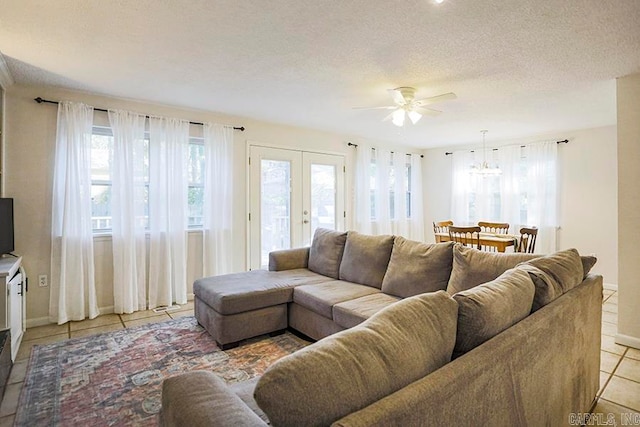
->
[[435, 232, 518, 253]]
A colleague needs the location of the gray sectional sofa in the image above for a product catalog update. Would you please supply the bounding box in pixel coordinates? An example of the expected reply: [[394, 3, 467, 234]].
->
[[162, 228, 603, 426]]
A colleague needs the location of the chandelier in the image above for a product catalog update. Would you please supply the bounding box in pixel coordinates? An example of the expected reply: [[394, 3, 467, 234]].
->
[[471, 130, 502, 176]]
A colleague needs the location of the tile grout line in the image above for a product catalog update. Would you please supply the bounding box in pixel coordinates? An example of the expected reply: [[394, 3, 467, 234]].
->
[[599, 347, 628, 397]]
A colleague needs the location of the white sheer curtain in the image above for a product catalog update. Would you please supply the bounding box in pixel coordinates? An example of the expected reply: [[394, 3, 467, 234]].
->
[[108, 109, 148, 313], [450, 150, 473, 223], [148, 117, 189, 308], [498, 144, 523, 229], [50, 102, 99, 324], [407, 153, 425, 241], [374, 148, 392, 235], [202, 123, 234, 276], [450, 141, 558, 253], [354, 144, 424, 239], [354, 142, 373, 234], [524, 141, 558, 253]]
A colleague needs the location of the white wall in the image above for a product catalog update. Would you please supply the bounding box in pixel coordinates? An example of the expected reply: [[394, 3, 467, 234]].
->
[[422, 125, 618, 285], [617, 72, 640, 349], [4, 84, 412, 326]]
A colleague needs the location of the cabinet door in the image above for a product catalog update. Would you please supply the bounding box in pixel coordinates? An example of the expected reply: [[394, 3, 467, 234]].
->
[[9, 273, 22, 362]]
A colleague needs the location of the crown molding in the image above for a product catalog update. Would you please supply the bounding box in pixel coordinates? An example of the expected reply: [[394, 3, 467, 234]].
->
[[0, 51, 15, 89]]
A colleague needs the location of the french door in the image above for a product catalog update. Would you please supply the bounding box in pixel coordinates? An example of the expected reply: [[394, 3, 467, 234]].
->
[[249, 145, 345, 269]]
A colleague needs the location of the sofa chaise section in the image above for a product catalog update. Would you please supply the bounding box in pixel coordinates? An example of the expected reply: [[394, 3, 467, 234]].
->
[[194, 268, 330, 349]]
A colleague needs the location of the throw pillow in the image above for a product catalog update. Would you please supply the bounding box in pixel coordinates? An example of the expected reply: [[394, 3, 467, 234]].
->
[[446, 244, 540, 294], [520, 248, 584, 294], [338, 231, 394, 288], [453, 267, 535, 358], [581, 255, 597, 278], [308, 228, 348, 279], [254, 291, 458, 427], [381, 237, 454, 298]]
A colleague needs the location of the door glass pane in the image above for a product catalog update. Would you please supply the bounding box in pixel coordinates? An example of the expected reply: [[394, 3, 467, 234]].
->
[[310, 164, 336, 233], [261, 159, 291, 266]]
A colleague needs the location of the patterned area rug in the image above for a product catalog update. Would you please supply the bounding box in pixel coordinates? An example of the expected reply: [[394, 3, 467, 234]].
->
[[15, 316, 309, 426]]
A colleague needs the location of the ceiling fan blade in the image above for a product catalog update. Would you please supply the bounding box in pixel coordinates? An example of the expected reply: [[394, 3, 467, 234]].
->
[[414, 107, 442, 116], [414, 92, 457, 106], [407, 110, 422, 124], [387, 88, 407, 106], [352, 105, 398, 110], [382, 111, 396, 122]]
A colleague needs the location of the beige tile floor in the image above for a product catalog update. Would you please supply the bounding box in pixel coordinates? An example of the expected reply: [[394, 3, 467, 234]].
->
[[0, 291, 638, 425], [0, 301, 194, 426], [592, 289, 640, 422]]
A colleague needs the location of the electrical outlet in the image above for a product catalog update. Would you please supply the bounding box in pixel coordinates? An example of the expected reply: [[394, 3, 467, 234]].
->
[[38, 274, 48, 287]]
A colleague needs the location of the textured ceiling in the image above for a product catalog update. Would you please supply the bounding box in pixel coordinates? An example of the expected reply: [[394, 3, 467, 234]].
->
[[1, 0, 639, 148]]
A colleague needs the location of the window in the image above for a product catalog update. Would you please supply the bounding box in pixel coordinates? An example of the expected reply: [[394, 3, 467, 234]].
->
[[187, 139, 204, 227], [90, 127, 115, 231], [455, 144, 556, 227], [369, 155, 412, 220], [90, 127, 205, 232]]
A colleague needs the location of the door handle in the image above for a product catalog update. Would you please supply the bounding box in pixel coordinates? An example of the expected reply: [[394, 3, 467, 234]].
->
[[303, 220, 309, 224]]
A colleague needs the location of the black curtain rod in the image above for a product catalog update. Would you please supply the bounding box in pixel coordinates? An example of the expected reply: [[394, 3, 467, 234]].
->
[[444, 139, 569, 155], [347, 142, 424, 158], [34, 97, 245, 131]]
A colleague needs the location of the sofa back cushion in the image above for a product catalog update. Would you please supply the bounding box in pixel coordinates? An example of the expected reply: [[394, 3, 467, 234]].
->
[[516, 263, 563, 312], [339, 231, 394, 288], [446, 244, 540, 294], [254, 291, 458, 427], [520, 248, 585, 294], [382, 238, 454, 298], [453, 267, 535, 358], [308, 228, 348, 279]]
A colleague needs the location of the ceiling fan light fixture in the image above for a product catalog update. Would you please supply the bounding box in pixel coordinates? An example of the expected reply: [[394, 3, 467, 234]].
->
[[392, 109, 406, 127], [407, 110, 422, 124]]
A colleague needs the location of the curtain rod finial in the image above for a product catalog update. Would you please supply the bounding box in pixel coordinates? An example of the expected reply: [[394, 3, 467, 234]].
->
[[34, 97, 44, 103]]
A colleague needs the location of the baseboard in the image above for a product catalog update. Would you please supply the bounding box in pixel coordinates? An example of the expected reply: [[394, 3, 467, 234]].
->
[[26, 316, 54, 328], [26, 296, 194, 329], [615, 333, 640, 350], [603, 282, 618, 291]]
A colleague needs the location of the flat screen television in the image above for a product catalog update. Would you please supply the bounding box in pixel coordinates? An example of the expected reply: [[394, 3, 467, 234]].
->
[[0, 198, 14, 256]]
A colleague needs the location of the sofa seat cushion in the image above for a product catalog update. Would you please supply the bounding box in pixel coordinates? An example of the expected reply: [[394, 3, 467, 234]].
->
[[254, 291, 458, 427], [446, 244, 540, 294], [293, 281, 381, 319], [194, 269, 331, 315], [339, 231, 394, 289], [452, 267, 535, 358], [308, 228, 348, 279], [382, 238, 454, 298], [332, 293, 401, 329]]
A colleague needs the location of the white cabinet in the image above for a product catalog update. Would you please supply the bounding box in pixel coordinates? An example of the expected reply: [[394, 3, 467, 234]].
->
[[0, 256, 24, 361]]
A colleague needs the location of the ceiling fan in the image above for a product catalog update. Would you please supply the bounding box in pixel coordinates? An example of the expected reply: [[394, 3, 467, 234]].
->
[[354, 87, 457, 127]]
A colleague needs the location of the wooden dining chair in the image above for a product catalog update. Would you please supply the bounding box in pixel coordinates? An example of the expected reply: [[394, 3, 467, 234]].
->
[[433, 220, 453, 243], [448, 226, 481, 250], [478, 221, 510, 234], [517, 227, 538, 253], [433, 220, 453, 234]]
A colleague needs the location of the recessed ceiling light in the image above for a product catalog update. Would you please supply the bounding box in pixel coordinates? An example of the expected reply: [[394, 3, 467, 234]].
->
[[434, 0, 445, 3]]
